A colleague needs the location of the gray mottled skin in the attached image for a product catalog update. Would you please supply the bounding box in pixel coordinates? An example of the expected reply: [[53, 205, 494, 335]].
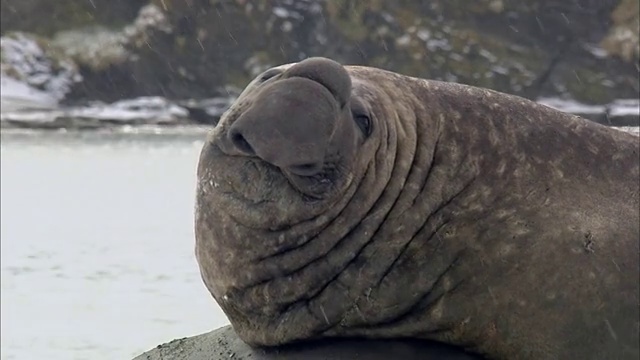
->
[[132, 325, 481, 360], [195, 57, 640, 359]]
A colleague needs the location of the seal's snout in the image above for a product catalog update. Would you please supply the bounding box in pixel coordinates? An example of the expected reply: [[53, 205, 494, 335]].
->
[[221, 57, 354, 178], [226, 74, 342, 177], [227, 125, 324, 176]]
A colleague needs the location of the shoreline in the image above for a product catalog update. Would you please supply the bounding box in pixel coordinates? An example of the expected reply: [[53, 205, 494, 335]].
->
[[1, 96, 638, 133]]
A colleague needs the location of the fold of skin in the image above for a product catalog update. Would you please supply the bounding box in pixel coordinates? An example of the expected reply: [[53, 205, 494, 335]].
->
[[195, 58, 640, 360]]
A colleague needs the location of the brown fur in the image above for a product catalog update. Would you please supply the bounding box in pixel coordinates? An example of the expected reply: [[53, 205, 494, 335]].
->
[[195, 57, 640, 359]]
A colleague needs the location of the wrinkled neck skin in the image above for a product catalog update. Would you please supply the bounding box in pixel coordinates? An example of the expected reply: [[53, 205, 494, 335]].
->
[[196, 67, 640, 359]]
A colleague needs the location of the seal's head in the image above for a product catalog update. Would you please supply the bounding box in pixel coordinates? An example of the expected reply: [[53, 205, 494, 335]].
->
[[199, 57, 376, 226], [198, 55, 442, 348], [195, 58, 393, 338]]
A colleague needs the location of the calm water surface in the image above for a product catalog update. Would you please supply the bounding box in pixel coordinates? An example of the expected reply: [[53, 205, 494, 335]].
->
[[1, 130, 229, 360]]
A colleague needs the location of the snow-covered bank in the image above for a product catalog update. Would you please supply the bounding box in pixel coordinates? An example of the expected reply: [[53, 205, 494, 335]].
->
[[1, 26, 637, 132], [1, 91, 637, 132], [0, 95, 233, 130], [0, 76, 59, 112], [1, 40, 637, 132], [0, 32, 81, 111], [538, 98, 640, 127]]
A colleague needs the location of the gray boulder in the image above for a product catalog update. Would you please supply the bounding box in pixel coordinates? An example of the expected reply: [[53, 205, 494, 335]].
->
[[133, 325, 483, 360], [3, 1, 638, 105]]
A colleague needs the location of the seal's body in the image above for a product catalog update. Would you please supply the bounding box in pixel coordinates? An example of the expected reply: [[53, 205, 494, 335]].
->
[[195, 58, 639, 359]]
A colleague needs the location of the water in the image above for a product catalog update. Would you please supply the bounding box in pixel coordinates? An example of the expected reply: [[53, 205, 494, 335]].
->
[[0, 129, 230, 360], [2, 125, 638, 360]]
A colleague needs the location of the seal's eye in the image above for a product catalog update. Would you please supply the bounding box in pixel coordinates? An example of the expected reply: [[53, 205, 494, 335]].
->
[[353, 112, 372, 137], [260, 68, 282, 82]]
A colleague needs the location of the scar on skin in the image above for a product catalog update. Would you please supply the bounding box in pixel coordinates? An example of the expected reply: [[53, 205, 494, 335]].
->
[[583, 231, 595, 253]]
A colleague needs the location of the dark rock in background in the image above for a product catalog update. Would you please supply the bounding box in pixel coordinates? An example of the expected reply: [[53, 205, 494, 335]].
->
[[0, 0, 148, 36], [1, 0, 638, 105], [601, 0, 639, 63]]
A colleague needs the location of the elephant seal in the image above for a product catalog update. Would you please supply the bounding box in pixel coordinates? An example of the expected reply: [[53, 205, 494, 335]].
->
[[132, 324, 481, 360], [195, 57, 639, 359]]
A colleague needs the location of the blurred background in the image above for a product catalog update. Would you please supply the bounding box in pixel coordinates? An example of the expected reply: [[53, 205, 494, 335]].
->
[[1, 1, 638, 360]]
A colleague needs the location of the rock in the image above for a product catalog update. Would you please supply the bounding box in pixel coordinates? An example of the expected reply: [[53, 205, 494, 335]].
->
[[108, 0, 636, 103], [0, 0, 147, 36], [0, 96, 193, 130], [132, 325, 482, 360], [0, 73, 58, 112], [55, 4, 174, 102], [601, 0, 640, 63], [0, 32, 81, 110], [51, 27, 129, 74], [0, 4, 173, 106], [1, 1, 637, 105]]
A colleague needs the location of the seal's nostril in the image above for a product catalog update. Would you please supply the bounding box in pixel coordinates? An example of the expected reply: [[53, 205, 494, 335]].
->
[[287, 162, 323, 177], [229, 130, 255, 155]]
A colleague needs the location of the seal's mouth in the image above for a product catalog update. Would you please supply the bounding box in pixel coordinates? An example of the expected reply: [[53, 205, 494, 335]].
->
[[207, 141, 337, 204], [283, 165, 338, 201], [199, 138, 353, 230]]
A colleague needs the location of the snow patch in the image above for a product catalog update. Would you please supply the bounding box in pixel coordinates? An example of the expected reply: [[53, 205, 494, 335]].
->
[[609, 99, 640, 117], [538, 97, 640, 117], [0, 75, 58, 112], [1, 32, 81, 110], [537, 97, 607, 114], [1, 96, 189, 125]]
